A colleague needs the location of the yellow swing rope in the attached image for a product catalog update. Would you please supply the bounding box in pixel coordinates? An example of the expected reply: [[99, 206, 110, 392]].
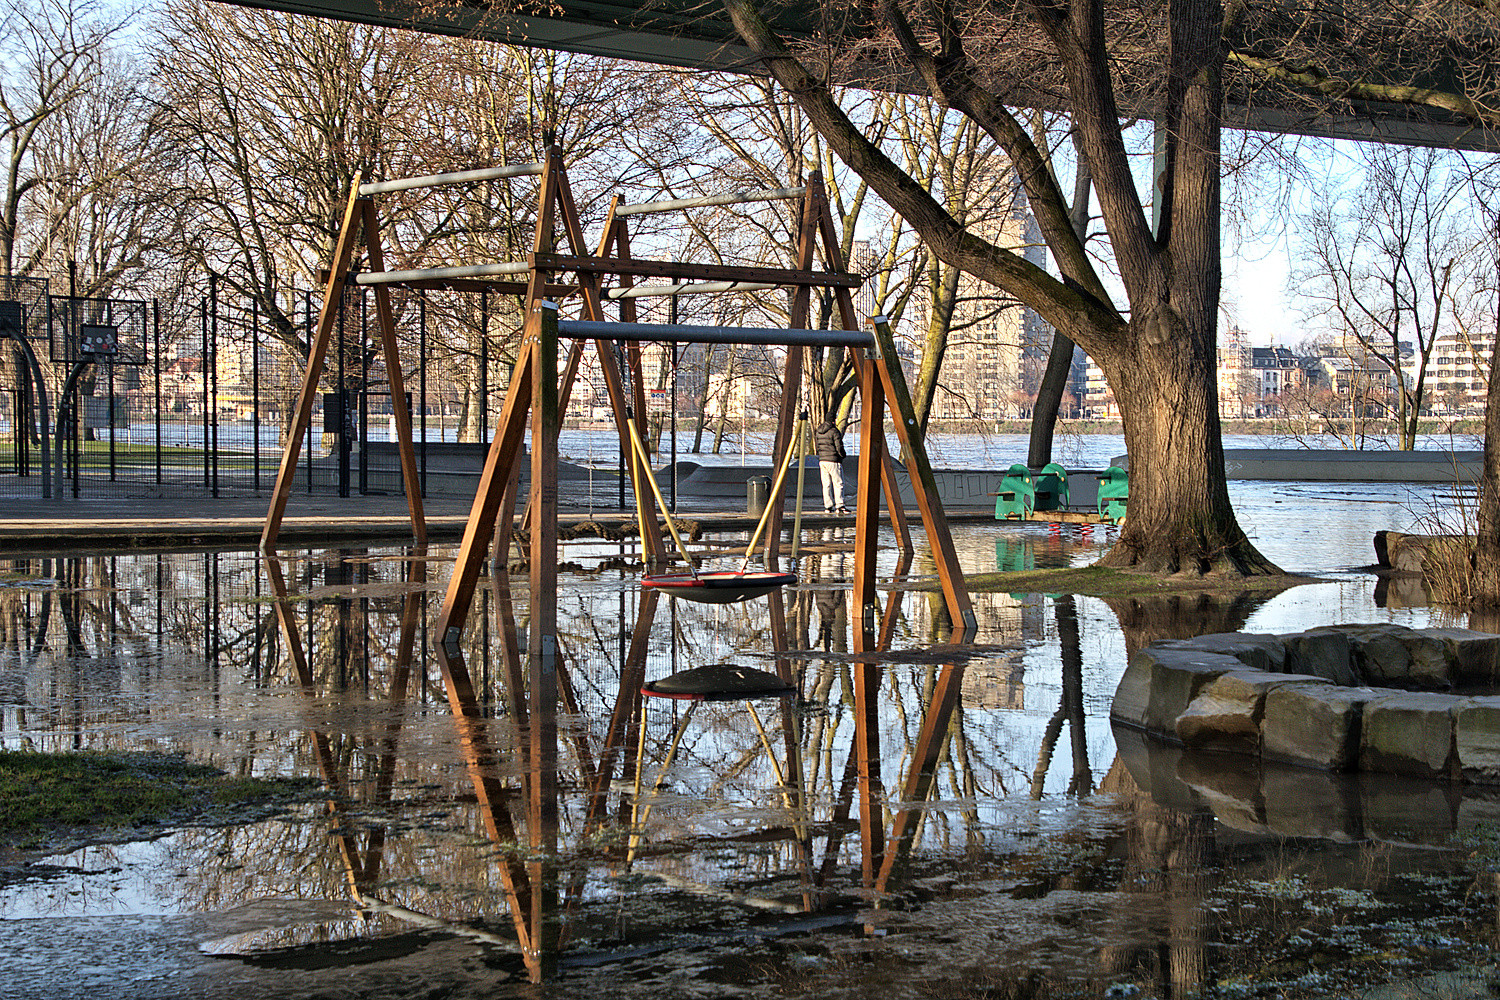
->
[[739, 414, 807, 573], [625, 413, 698, 573], [789, 413, 809, 559]]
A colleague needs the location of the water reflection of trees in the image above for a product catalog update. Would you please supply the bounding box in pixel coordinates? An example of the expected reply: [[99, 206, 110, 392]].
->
[[2, 544, 1329, 989]]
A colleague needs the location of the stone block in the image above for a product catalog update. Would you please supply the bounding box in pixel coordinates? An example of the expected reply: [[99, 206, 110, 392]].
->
[[1332, 624, 1414, 684], [1337, 623, 1452, 689], [1360, 691, 1464, 779], [1430, 628, 1500, 684], [1157, 633, 1287, 673], [1389, 534, 1430, 574], [1456, 696, 1500, 783], [1110, 646, 1243, 738], [1398, 631, 1455, 689], [1373, 530, 1397, 569], [1279, 629, 1360, 686], [1175, 670, 1326, 754], [1262, 683, 1373, 771], [1261, 763, 1363, 842]]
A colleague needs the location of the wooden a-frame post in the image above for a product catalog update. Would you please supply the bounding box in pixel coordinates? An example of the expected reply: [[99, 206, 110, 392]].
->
[[260, 175, 426, 555]]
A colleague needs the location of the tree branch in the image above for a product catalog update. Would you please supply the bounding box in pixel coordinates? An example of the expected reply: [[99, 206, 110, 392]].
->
[[719, 0, 1124, 350], [1228, 49, 1499, 128]]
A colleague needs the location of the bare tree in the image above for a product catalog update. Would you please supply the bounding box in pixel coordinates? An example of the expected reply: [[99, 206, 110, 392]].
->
[[146, 0, 445, 417], [1294, 144, 1486, 449], [0, 0, 131, 281]]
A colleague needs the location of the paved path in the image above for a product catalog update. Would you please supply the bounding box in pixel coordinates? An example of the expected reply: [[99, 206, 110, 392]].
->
[[0, 491, 981, 552]]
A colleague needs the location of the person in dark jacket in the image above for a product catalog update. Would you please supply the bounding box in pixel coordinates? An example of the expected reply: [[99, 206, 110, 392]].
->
[[814, 418, 848, 514]]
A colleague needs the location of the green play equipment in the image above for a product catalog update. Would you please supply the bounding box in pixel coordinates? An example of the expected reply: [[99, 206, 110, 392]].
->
[[1098, 466, 1129, 524], [994, 464, 1034, 520]]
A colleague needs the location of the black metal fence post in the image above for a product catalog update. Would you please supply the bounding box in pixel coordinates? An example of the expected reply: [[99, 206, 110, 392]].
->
[[252, 294, 260, 492], [153, 300, 161, 486], [210, 275, 219, 498], [107, 361, 116, 482], [358, 288, 368, 496], [479, 289, 489, 445], [305, 289, 314, 495], [200, 293, 209, 490], [419, 290, 427, 494]]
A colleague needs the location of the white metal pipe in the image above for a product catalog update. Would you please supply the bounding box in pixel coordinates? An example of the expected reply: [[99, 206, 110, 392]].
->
[[602, 280, 777, 300], [615, 186, 807, 216], [357, 163, 544, 196], [558, 319, 874, 348], [353, 262, 531, 285]]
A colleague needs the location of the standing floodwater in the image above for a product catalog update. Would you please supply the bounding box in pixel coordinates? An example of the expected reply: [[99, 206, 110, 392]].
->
[[0, 481, 1492, 998]]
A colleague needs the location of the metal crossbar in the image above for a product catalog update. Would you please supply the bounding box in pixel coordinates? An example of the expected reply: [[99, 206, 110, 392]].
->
[[615, 186, 807, 216], [354, 262, 532, 285], [357, 163, 545, 196], [556, 319, 874, 348]]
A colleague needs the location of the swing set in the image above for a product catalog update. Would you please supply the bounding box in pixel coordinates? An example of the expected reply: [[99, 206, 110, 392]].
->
[[260, 141, 976, 715]]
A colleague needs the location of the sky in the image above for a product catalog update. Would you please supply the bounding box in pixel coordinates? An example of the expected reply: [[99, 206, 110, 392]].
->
[[1224, 237, 1294, 347]]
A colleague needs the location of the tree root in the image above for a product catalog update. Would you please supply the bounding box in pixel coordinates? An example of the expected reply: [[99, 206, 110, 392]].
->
[[1096, 536, 1284, 578]]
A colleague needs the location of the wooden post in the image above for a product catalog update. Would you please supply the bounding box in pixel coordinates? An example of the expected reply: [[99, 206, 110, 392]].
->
[[361, 199, 426, 546], [852, 354, 885, 631], [868, 317, 976, 633], [528, 300, 560, 980], [851, 347, 886, 889], [261, 180, 365, 553]]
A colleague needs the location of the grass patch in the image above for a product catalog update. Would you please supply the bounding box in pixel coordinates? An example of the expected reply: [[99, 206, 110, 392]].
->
[[958, 565, 1325, 599], [0, 750, 319, 852]]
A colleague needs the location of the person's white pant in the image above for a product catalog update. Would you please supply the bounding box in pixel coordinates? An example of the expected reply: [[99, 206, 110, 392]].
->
[[819, 460, 845, 510]]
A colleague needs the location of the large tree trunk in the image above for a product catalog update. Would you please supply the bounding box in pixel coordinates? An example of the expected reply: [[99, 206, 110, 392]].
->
[[1027, 332, 1074, 466], [1090, 0, 1274, 575], [1100, 328, 1276, 575], [1471, 303, 1500, 603]]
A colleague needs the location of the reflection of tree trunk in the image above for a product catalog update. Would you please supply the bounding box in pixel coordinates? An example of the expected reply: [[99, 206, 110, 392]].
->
[[1104, 591, 1284, 658], [1030, 705, 1065, 800], [1099, 761, 1215, 998], [1059, 595, 1092, 795], [1030, 595, 1090, 798]]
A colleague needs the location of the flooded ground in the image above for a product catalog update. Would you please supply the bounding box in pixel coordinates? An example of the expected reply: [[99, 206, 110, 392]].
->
[[1, 480, 1497, 999]]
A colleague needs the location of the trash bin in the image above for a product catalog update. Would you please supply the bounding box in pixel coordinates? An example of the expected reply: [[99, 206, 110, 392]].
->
[[747, 476, 771, 517]]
